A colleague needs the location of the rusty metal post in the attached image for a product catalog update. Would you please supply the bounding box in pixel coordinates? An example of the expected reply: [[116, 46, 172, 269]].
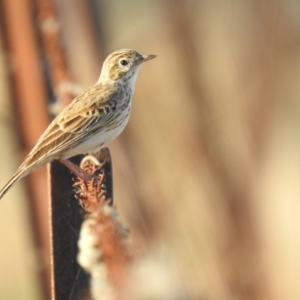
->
[[50, 155, 88, 300], [0, 1, 51, 298], [49, 148, 113, 299]]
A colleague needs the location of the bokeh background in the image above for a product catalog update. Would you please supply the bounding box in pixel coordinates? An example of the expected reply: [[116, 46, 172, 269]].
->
[[1, 0, 300, 299]]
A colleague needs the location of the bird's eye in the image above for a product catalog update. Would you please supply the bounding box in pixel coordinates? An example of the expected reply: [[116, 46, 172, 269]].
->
[[119, 59, 129, 66]]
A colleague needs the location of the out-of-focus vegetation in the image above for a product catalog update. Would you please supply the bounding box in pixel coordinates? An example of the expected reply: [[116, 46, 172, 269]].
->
[[1, 0, 300, 299]]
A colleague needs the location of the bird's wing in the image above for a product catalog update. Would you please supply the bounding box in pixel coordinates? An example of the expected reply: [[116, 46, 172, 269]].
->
[[21, 84, 118, 168]]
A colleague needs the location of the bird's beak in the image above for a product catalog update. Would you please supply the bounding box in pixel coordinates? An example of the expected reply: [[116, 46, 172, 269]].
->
[[142, 54, 157, 62], [134, 54, 156, 66]]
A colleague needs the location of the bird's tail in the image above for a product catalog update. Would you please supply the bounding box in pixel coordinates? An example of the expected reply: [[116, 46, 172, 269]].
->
[[0, 169, 27, 200]]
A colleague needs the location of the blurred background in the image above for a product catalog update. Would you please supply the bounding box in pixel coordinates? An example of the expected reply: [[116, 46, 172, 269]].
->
[[0, 0, 300, 299]]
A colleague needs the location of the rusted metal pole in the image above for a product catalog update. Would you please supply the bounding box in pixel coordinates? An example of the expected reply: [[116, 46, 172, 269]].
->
[[50, 148, 113, 300], [50, 155, 88, 300], [0, 0, 51, 298], [34, 0, 75, 109]]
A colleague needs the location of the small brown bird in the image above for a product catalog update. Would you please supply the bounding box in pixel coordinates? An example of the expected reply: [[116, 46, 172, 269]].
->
[[0, 49, 156, 199]]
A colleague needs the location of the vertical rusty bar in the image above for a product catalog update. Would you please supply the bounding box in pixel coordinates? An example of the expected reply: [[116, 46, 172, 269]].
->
[[34, 0, 74, 108], [95, 148, 114, 204], [50, 155, 89, 300], [0, 0, 106, 298], [50, 149, 114, 299], [0, 0, 51, 299]]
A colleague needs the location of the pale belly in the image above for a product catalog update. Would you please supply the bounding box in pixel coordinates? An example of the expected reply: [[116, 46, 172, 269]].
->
[[61, 111, 130, 159]]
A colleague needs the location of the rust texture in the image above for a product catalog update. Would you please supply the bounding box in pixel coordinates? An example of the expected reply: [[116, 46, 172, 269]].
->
[[0, 1, 51, 299], [34, 0, 74, 109], [50, 154, 89, 300], [0, 0, 106, 298]]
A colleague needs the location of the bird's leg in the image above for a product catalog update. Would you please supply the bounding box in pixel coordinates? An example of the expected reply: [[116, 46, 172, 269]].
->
[[58, 159, 94, 181]]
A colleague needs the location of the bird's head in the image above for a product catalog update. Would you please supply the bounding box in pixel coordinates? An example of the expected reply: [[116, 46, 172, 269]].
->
[[99, 49, 156, 87]]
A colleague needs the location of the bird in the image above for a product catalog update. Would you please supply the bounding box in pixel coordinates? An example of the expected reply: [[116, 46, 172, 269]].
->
[[0, 49, 156, 199]]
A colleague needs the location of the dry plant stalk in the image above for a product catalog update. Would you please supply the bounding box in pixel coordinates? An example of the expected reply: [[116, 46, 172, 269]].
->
[[74, 155, 112, 212], [74, 149, 131, 300]]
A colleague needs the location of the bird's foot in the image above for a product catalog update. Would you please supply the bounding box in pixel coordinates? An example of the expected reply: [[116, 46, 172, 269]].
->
[[58, 159, 95, 181]]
